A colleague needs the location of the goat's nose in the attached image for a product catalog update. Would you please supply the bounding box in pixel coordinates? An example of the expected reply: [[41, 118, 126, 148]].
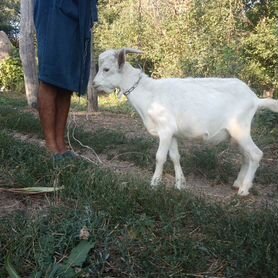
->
[[92, 81, 100, 90]]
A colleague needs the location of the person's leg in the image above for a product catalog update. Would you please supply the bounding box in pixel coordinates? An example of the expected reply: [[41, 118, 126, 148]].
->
[[38, 82, 59, 154], [55, 89, 72, 153]]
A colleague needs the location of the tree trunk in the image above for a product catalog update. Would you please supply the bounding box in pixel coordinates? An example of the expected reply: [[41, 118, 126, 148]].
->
[[87, 27, 98, 112], [19, 0, 39, 109]]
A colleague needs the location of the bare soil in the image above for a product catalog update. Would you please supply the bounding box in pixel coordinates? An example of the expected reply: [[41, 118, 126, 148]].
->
[[72, 111, 278, 207], [1, 110, 278, 217]]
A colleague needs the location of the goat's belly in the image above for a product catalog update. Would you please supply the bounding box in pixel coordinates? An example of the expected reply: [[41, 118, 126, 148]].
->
[[206, 129, 230, 144], [177, 129, 229, 144]]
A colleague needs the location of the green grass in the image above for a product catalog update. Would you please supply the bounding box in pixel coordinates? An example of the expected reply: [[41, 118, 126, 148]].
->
[[0, 132, 53, 188], [1, 93, 278, 277], [0, 92, 28, 108], [1, 139, 278, 277], [0, 92, 42, 137], [1, 93, 278, 187]]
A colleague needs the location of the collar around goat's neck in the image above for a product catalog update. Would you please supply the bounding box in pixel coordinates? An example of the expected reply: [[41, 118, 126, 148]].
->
[[122, 72, 143, 97]]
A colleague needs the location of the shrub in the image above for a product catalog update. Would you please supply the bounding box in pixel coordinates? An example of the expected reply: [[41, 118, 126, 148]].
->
[[0, 48, 24, 93], [241, 18, 278, 96]]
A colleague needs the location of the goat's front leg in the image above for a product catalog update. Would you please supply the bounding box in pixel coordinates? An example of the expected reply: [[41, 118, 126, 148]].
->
[[151, 134, 172, 188], [169, 137, 186, 189]]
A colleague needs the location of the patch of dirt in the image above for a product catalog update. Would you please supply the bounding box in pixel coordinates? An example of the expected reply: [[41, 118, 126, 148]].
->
[[0, 156, 53, 218], [71, 111, 278, 208], [0, 191, 50, 218], [1, 110, 278, 217], [70, 111, 149, 139]]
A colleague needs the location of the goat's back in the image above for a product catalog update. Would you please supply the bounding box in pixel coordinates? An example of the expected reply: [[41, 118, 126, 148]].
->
[[149, 77, 257, 113], [144, 77, 258, 140]]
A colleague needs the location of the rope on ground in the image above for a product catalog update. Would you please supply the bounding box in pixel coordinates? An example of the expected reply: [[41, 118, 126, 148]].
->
[[67, 111, 147, 169], [67, 112, 103, 165]]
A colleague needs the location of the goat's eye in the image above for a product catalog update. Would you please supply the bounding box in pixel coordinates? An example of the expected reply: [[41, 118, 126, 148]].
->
[[103, 68, 110, 72]]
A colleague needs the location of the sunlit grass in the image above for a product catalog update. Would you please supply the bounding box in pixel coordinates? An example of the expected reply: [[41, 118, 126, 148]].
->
[[70, 94, 88, 111], [71, 92, 135, 114]]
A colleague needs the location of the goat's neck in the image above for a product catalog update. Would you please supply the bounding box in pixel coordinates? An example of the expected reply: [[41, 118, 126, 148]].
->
[[119, 64, 142, 93], [119, 64, 153, 121]]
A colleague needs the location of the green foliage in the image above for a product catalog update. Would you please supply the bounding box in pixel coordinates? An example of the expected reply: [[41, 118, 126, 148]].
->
[[0, 0, 20, 42], [0, 49, 24, 93], [181, 0, 246, 78], [255, 110, 278, 130], [5, 257, 20, 278], [243, 0, 278, 26], [98, 93, 135, 114], [48, 240, 95, 277], [0, 0, 277, 101], [95, 0, 278, 96], [71, 94, 134, 114], [1, 0, 277, 104], [241, 18, 278, 95]]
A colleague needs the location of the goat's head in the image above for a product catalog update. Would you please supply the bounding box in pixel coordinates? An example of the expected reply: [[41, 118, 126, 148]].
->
[[93, 48, 143, 93]]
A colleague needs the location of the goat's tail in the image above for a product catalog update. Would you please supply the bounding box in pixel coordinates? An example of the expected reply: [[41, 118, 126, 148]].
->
[[257, 98, 278, 112]]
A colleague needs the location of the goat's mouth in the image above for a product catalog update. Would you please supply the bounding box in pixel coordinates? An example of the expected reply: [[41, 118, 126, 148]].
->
[[96, 90, 107, 96], [92, 84, 102, 91], [93, 86, 105, 94], [93, 84, 114, 94]]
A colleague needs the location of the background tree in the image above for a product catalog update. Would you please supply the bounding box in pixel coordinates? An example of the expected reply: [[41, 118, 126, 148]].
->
[[87, 27, 99, 112], [19, 0, 38, 108]]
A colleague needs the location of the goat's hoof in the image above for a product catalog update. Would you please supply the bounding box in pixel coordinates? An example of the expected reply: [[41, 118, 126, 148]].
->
[[151, 178, 161, 188], [232, 181, 240, 189], [175, 178, 186, 190], [237, 188, 249, 196]]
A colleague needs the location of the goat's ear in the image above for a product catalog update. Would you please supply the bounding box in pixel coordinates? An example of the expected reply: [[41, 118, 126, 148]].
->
[[118, 49, 126, 69]]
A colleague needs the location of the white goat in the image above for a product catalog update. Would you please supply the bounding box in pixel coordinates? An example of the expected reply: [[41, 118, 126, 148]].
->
[[93, 48, 278, 196]]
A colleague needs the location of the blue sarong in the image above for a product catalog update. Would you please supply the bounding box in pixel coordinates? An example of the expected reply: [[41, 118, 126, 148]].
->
[[34, 0, 98, 95]]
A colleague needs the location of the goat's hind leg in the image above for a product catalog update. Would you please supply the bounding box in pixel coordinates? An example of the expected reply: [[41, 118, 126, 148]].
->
[[232, 153, 248, 189], [151, 134, 173, 188], [169, 137, 186, 189], [232, 136, 263, 196]]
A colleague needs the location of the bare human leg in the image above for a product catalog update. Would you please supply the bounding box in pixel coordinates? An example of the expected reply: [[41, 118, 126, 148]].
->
[[38, 82, 72, 155], [38, 82, 59, 154]]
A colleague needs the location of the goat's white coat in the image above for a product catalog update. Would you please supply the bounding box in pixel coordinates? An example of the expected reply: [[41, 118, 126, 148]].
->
[[93, 49, 278, 196]]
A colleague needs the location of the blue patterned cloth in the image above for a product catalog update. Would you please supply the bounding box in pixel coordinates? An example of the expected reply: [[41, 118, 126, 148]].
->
[[34, 0, 98, 95]]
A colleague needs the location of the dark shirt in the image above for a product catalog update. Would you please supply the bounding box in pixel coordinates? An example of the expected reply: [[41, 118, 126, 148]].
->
[[34, 0, 98, 94]]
